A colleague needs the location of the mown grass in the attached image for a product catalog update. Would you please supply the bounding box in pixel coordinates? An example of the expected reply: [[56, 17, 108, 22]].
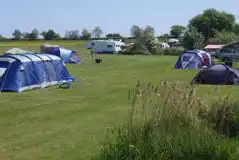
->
[[0, 41, 238, 160]]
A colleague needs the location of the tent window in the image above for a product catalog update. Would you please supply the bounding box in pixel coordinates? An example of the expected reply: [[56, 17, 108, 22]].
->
[[182, 56, 191, 61], [20, 65, 24, 72], [0, 68, 7, 77]]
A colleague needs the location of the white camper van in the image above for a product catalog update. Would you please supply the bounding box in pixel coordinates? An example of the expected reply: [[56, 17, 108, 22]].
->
[[87, 39, 125, 54]]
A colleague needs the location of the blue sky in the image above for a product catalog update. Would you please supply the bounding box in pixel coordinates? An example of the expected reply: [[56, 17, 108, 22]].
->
[[1, 0, 238, 37]]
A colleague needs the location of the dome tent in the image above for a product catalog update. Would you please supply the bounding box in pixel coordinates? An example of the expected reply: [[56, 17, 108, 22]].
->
[[5, 48, 35, 54], [175, 50, 213, 69], [41, 44, 80, 64], [40, 44, 59, 53], [191, 64, 239, 85], [0, 53, 75, 92]]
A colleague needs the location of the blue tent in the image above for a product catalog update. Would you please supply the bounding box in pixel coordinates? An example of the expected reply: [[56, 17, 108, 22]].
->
[[44, 47, 80, 64], [0, 53, 75, 92], [175, 50, 213, 69], [191, 64, 239, 85]]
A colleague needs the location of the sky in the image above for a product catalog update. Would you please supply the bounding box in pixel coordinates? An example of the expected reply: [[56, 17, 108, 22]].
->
[[0, 0, 238, 38]]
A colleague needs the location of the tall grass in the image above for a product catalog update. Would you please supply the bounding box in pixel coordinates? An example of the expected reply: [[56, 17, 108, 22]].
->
[[93, 81, 239, 160]]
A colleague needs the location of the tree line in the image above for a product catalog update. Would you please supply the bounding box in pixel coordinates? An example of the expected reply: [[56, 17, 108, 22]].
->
[[0, 8, 239, 46], [129, 8, 239, 49], [0, 26, 118, 40]]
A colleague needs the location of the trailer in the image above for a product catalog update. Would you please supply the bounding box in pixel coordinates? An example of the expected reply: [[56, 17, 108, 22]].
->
[[87, 39, 125, 54]]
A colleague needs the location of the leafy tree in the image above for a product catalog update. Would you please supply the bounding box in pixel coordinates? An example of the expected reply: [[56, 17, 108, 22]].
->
[[92, 26, 103, 38], [209, 30, 238, 44], [28, 29, 39, 40], [23, 32, 30, 40], [81, 28, 91, 40], [12, 29, 22, 40], [105, 33, 122, 38], [130, 25, 141, 38], [125, 25, 159, 55], [182, 26, 204, 50], [233, 23, 239, 35], [40, 31, 47, 38], [65, 30, 80, 40], [160, 33, 170, 38], [189, 8, 236, 41], [21, 29, 39, 40], [0, 34, 6, 40], [43, 29, 60, 40], [144, 25, 155, 38], [170, 25, 186, 38], [159, 33, 171, 42]]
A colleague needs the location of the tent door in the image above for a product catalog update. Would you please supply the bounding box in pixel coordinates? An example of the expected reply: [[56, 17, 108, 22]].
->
[[181, 53, 196, 69]]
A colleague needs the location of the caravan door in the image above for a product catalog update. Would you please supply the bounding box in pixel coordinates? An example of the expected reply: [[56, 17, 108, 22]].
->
[[104, 42, 115, 53]]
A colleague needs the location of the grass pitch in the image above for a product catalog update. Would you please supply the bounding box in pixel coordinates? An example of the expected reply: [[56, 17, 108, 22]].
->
[[0, 40, 238, 160]]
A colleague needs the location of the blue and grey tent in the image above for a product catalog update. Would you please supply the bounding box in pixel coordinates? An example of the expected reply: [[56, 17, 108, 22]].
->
[[191, 64, 239, 85], [43, 47, 80, 64], [175, 50, 213, 69], [0, 53, 75, 92]]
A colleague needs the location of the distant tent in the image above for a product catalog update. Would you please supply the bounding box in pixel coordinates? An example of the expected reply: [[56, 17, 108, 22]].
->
[[5, 48, 35, 54], [40, 44, 59, 53], [41, 44, 80, 64], [0, 53, 75, 92], [191, 64, 239, 85], [44, 47, 80, 63], [175, 50, 213, 69]]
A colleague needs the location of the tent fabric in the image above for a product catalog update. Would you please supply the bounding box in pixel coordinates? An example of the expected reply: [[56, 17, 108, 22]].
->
[[5, 48, 35, 54], [191, 64, 239, 85], [0, 53, 75, 92], [42, 47, 80, 64], [175, 50, 213, 69], [40, 44, 59, 53]]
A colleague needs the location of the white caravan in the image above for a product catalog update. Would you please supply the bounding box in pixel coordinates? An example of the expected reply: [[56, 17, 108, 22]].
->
[[87, 39, 125, 54]]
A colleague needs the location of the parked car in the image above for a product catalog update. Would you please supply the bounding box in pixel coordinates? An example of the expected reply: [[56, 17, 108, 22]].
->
[[214, 48, 239, 62]]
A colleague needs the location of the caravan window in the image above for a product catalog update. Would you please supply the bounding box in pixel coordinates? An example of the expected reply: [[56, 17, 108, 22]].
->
[[220, 48, 232, 53], [107, 44, 113, 48]]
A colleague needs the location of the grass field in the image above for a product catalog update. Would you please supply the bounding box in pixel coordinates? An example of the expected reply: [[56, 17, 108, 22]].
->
[[0, 40, 238, 160]]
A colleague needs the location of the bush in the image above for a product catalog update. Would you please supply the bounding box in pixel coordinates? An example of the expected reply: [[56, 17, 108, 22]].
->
[[93, 82, 238, 160], [123, 46, 184, 56], [206, 95, 239, 137], [152, 47, 184, 56], [149, 47, 164, 55], [121, 44, 151, 55]]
